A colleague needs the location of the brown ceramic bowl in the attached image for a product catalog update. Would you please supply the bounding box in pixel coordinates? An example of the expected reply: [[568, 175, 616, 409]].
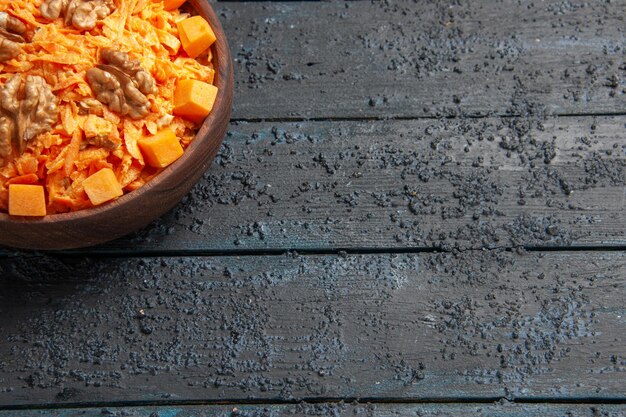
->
[[0, 0, 233, 250]]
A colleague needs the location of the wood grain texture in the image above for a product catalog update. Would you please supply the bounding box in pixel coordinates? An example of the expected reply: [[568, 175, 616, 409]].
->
[[2, 402, 625, 417], [219, 0, 626, 119], [0, 250, 623, 405], [0, 1, 234, 250], [79, 115, 626, 253]]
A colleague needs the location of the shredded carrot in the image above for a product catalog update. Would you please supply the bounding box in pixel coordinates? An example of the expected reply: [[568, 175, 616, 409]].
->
[[6, 173, 39, 185], [63, 129, 82, 176], [0, 0, 216, 214], [15, 154, 39, 175]]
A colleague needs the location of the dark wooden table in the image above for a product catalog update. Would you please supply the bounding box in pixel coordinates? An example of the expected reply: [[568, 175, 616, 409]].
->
[[1, 1, 625, 416]]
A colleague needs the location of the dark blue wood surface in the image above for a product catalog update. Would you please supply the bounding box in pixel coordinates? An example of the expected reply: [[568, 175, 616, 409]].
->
[[1, 402, 625, 417], [1, 0, 625, 413]]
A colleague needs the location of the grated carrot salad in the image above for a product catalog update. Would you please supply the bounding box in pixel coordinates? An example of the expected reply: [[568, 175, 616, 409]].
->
[[0, 0, 215, 214]]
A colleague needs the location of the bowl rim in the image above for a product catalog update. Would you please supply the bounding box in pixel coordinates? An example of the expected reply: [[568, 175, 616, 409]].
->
[[0, 0, 231, 226]]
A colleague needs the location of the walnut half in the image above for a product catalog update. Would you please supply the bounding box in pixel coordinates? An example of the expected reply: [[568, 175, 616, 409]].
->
[[0, 12, 26, 62], [0, 75, 59, 166], [86, 49, 157, 119], [40, 0, 114, 31]]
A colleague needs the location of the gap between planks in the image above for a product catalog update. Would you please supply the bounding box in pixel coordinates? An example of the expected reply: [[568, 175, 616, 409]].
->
[[230, 111, 626, 124], [2, 244, 626, 259], [2, 396, 626, 411]]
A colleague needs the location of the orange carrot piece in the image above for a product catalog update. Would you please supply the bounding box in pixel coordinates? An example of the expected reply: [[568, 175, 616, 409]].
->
[[8, 184, 47, 216], [6, 173, 39, 185], [173, 79, 218, 123], [82, 168, 124, 206], [137, 128, 184, 168], [64, 129, 82, 177], [37, 156, 48, 179], [163, 0, 186, 11], [177, 16, 216, 58], [16, 154, 38, 175]]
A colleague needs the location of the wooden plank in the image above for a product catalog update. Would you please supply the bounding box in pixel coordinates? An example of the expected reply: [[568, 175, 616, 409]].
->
[[0, 250, 623, 405], [218, 1, 626, 119], [86, 115, 626, 253], [2, 402, 625, 417]]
